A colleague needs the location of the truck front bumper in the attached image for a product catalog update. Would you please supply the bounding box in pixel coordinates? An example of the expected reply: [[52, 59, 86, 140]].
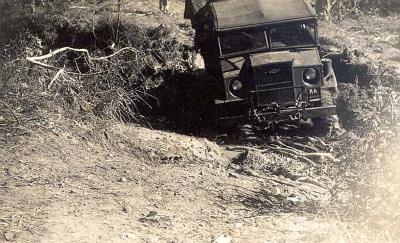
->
[[217, 105, 337, 125]]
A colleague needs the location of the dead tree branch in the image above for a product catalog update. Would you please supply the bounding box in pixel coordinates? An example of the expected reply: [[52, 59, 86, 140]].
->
[[26, 47, 140, 68]]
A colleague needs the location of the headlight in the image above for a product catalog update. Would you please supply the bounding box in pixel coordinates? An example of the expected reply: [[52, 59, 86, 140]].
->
[[303, 68, 319, 83], [230, 79, 243, 91]]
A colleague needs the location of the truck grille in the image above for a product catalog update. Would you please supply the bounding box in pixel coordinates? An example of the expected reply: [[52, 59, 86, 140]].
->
[[253, 62, 295, 106]]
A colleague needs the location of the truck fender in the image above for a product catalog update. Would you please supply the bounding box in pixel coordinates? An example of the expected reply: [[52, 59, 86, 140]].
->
[[322, 58, 338, 91]]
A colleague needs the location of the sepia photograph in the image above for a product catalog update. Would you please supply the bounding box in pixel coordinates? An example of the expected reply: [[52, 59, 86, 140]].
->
[[0, 0, 399, 242]]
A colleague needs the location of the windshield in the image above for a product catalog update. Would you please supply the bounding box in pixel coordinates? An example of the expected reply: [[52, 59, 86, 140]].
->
[[219, 29, 267, 55], [270, 22, 316, 48], [218, 22, 317, 56]]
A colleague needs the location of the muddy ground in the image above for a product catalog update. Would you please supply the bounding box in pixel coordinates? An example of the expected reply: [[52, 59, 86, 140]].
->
[[1, 0, 400, 242]]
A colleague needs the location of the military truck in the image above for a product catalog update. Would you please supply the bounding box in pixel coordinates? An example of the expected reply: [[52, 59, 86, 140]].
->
[[184, 0, 338, 130]]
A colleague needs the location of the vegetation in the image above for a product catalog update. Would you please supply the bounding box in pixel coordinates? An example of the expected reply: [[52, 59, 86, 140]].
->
[[0, 0, 192, 125], [334, 78, 400, 239], [315, 0, 400, 20]]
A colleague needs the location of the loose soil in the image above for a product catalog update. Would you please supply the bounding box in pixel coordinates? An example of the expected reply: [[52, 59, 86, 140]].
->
[[0, 115, 371, 243]]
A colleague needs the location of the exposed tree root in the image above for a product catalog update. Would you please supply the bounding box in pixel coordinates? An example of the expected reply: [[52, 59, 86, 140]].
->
[[226, 141, 338, 166], [229, 167, 328, 194]]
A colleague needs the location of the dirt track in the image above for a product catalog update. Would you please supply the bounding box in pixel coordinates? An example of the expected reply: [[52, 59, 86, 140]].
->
[[0, 115, 368, 243], [1, 0, 400, 242]]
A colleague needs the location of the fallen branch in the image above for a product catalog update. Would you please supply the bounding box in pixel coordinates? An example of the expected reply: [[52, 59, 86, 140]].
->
[[26, 47, 90, 70], [93, 47, 140, 60], [26, 46, 140, 70], [26, 46, 144, 97]]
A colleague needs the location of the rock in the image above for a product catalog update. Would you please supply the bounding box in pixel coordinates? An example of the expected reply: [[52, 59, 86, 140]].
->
[[122, 205, 132, 214], [287, 196, 300, 203], [146, 211, 158, 217], [213, 235, 232, 243]]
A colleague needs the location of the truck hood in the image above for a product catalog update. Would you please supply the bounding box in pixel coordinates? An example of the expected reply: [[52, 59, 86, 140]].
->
[[249, 48, 321, 68]]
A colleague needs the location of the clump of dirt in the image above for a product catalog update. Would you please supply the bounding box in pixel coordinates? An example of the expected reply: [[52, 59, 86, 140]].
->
[[107, 123, 229, 167]]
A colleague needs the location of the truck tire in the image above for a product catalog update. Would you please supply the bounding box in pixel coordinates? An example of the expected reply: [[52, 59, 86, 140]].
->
[[312, 88, 341, 136]]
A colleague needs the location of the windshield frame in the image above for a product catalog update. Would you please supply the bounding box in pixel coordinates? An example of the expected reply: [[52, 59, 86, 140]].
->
[[217, 20, 318, 58], [217, 29, 269, 57], [268, 21, 317, 51]]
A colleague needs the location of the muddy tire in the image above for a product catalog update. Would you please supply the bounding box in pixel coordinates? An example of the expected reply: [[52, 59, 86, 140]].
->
[[312, 89, 341, 136]]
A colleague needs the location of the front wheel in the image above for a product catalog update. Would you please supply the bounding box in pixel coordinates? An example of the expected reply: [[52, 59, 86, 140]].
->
[[312, 89, 342, 136]]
